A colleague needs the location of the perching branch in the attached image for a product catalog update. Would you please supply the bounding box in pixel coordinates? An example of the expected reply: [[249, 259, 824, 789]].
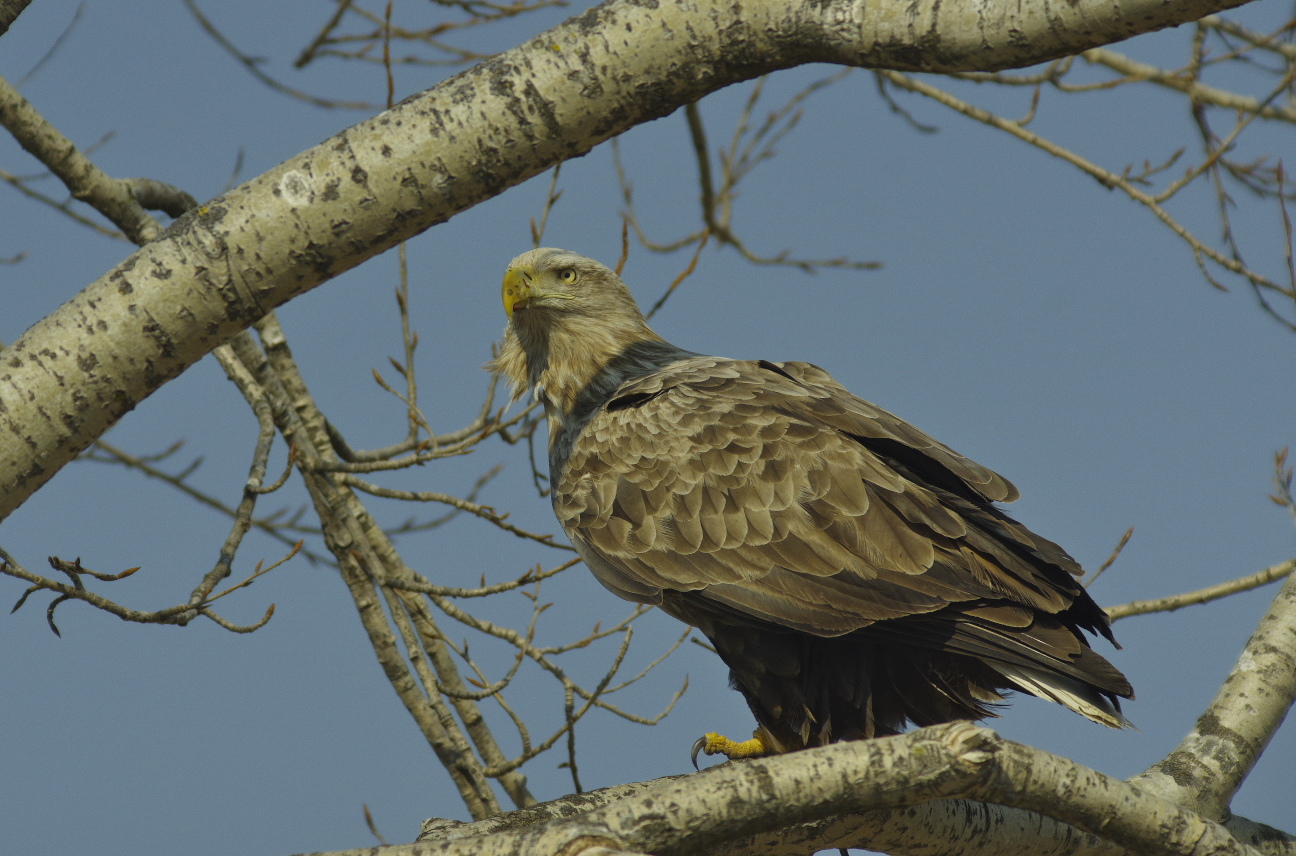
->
[[366, 723, 1265, 856]]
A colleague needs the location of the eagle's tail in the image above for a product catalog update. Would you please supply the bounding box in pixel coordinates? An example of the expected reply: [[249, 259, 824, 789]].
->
[[991, 662, 1134, 729]]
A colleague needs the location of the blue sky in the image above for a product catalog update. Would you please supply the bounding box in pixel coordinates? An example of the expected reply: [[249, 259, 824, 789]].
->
[[2, 2, 1294, 854]]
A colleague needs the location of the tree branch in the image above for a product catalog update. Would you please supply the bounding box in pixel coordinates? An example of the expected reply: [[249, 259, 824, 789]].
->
[[0, 75, 185, 243], [1129, 569, 1296, 821], [1106, 558, 1296, 621], [308, 723, 1265, 856]]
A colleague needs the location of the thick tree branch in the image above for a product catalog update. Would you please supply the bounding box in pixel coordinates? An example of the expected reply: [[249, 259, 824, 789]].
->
[[294, 723, 1262, 856], [418, 776, 1135, 856], [1129, 570, 1296, 822], [0, 0, 1253, 521]]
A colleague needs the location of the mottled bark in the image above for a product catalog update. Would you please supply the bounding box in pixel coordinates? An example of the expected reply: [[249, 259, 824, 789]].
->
[[294, 723, 1262, 856], [1130, 571, 1296, 821]]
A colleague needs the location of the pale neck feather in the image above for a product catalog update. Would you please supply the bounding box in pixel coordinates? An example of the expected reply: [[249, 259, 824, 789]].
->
[[490, 307, 683, 428]]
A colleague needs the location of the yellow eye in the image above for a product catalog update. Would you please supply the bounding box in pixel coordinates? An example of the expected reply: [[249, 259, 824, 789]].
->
[[558, 268, 577, 284]]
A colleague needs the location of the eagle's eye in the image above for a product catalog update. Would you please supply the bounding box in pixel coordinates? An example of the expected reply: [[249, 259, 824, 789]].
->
[[557, 268, 577, 284]]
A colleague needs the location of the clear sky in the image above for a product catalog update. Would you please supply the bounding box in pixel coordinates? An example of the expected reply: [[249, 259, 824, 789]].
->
[[2, 2, 1294, 855]]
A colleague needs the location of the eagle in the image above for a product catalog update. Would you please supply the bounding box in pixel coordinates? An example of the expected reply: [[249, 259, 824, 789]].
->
[[489, 248, 1132, 762]]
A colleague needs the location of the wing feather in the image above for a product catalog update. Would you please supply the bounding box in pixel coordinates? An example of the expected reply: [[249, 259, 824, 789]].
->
[[554, 356, 1072, 635]]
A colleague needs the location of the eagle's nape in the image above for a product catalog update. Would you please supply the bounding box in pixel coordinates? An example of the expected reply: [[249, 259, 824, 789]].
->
[[490, 248, 1134, 765]]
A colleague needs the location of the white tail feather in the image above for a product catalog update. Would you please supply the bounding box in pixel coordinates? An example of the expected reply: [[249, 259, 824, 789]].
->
[[992, 663, 1134, 729]]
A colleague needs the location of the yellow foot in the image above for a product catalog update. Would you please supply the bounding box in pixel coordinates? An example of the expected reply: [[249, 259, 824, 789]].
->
[[690, 730, 770, 768]]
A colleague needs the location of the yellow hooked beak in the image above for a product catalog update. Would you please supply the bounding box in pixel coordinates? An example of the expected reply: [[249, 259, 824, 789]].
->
[[502, 265, 533, 318], [502, 265, 574, 318]]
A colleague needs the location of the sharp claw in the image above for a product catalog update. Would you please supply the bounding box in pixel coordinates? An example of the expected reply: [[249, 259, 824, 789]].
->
[[690, 735, 707, 770]]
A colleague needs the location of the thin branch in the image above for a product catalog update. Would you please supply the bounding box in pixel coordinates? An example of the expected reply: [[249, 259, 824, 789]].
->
[[876, 68, 1295, 315], [1200, 15, 1296, 63], [387, 557, 581, 598], [1083, 526, 1134, 587], [14, 2, 80, 82], [184, 0, 374, 110], [235, 316, 508, 818], [80, 440, 330, 564], [1, 548, 281, 634], [295, 0, 355, 68], [0, 74, 165, 243], [340, 473, 573, 549], [1105, 558, 1296, 621], [191, 343, 286, 604], [645, 231, 708, 319], [625, 78, 881, 272], [1081, 47, 1296, 124], [426, 591, 686, 725], [529, 163, 563, 248]]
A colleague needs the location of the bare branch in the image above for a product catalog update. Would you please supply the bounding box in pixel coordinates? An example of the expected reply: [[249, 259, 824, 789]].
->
[[340, 473, 573, 548], [1106, 558, 1296, 621], [80, 440, 330, 564], [1084, 526, 1134, 588], [184, 0, 374, 110], [0, 75, 166, 243], [876, 68, 1296, 318], [1081, 47, 1296, 124], [228, 316, 510, 818], [1, 548, 284, 634], [631, 76, 882, 273], [387, 557, 581, 599]]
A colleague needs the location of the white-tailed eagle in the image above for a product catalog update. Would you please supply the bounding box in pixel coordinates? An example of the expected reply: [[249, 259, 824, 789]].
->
[[489, 248, 1132, 761]]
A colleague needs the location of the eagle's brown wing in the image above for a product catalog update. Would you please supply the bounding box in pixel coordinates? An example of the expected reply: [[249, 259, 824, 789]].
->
[[554, 356, 1130, 744]]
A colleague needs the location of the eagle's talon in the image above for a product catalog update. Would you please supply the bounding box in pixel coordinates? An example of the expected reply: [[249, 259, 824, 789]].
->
[[690, 735, 707, 770], [690, 730, 769, 767]]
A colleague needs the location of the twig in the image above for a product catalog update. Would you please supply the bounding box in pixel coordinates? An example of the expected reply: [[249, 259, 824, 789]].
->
[[645, 231, 709, 319], [387, 557, 581, 598], [0, 74, 165, 243], [1, 548, 280, 634], [1083, 526, 1134, 587], [876, 69, 1295, 313], [1105, 558, 1296, 621], [1081, 48, 1296, 124], [530, 163, 563, 248], [192, 343, 289, 603], [80, 440, 330, 564], [623, 78, 881, 272], [339, 473, 573, 548], [184, 0, 374, 110], [14, 2, 80, 82]]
